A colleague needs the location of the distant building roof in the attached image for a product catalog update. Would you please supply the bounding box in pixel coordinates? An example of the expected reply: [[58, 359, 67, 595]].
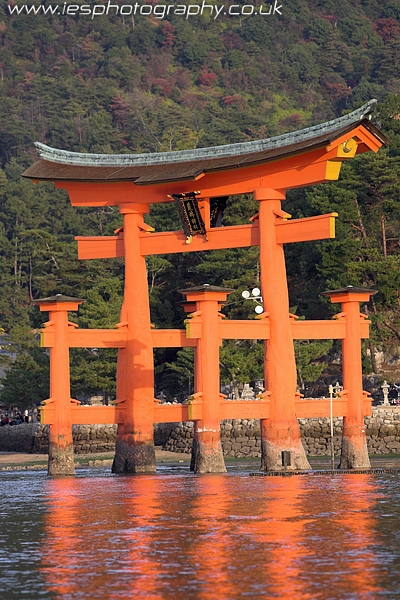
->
[[22, 100, 388, 186]]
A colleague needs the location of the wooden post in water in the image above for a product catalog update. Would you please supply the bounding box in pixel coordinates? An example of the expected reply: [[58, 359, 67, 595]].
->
[[112, 204, 156, 474], [36, 295, 83, 476], [323, 287, 376, 469], [255, 189, 310, 472], [181, 285, 232, 473]]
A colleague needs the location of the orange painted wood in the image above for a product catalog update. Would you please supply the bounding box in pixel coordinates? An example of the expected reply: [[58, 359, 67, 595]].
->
[[218, 320, 271, 340], [56, 158, 330, 207], [40, 404, 124, 425], [49, 310, 73, 445], [151, 329, 196, 347], [68, 329, 127, 348], [75, 213, 337, 260], [42, 327, 196, 349], [75, 235, 123, 260], [41, 329, 127, 348], [140, 224, 258, 256], [153, 402, 203, 423], [291, 320, 346, 339], [183, 289, 231, 461], [294, 397, 371, 418], [218, 319, 369, 340], [118, 205, 155, 446], [56, 125, 382, 207], [254, 190, 309, 466], [139, 213, 336, 256], [341, 299, 368, 448], [40, 318, 370, 351], [220, 401, 270, 420], [291, 320, 370, 339], [43, 402, 202, 425], [185, 319, 201, 339], [275, 213, 336, 244], [39, 395, 372, 425]]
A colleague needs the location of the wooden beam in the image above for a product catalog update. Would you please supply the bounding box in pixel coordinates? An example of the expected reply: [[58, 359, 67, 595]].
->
[[40, 317, 370, 352], [153, 402, 203, 423], [56, 149, 334, 206], [56, 126, 384, 207], [294, 396, 372, 418], [151, 329, 196, 347], [291, 319, 370, 339], [188, 318, 369, 341], [220, 401, 270, 420], [219, 320, 270, 340], [41, 328, 128, 348], [40, 404, 126, 425], [75, 213, 337, 260], [39, 395, 371, 425], [75, 235, 123, 260], [276, 213, 336, 244]]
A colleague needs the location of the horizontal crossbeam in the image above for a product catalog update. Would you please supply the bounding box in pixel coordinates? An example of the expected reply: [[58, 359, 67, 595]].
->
[[39, 316, 370, 349], [75, 213, 337, 260], [39, 395, 371, 425], [185, 319, 370, 341]]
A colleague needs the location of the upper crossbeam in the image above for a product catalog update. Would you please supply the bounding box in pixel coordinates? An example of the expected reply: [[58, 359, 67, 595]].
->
[[75, 213, 337, 259]]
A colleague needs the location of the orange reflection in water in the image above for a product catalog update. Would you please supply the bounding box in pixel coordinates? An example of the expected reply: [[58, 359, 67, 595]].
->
[[42, 475, 164, 600], [41, 471, 385, 600], [122, 476, 164, 600], [235, 475, 315, 599], [315, 474, 385, 599], [42, 478, 83, 598], [251, 473, 384, 600], [187, 475, 236, 600]]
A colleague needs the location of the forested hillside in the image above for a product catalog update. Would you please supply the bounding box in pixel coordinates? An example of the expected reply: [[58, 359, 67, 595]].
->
[[0, 0, 400, 405]]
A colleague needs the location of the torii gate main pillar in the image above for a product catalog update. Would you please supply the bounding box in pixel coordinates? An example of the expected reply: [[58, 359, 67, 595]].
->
[[255, 189, 310, 471], [112, 203, 156, 474]]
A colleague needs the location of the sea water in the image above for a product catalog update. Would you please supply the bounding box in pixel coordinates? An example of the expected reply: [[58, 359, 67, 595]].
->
[[1, 465, 400, 599]]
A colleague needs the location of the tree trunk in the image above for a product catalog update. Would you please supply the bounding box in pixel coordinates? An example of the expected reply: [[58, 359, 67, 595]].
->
[[381, 208, 387, 259]]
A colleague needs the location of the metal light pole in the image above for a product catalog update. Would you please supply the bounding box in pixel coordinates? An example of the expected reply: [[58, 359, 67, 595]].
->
[[329, 384, 335, 474], [242, 287, 264, 314]]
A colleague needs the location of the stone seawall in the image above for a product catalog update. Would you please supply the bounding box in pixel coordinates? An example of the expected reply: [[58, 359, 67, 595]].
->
[[164, 408, 400, 457], [0, 422, 175, 454], [1, 408, 400, 456]]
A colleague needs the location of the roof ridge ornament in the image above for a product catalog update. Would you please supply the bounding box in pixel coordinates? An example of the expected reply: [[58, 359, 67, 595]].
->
[[34, 101, 378, 167]]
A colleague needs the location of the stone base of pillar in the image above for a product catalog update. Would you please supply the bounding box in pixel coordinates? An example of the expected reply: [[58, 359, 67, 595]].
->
[[112, 437, 156, 474], [48, 443, 75, 476], [339, 427, 370, 469], [190, 438, 226, 474], [260, 437, 310, 471]]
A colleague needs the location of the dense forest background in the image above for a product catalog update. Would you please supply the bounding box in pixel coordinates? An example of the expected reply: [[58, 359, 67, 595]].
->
[[0, 0, 400, 406]]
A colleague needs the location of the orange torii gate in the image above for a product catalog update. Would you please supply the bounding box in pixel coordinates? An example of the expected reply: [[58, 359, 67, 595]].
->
[[23, 100, 387, 476]]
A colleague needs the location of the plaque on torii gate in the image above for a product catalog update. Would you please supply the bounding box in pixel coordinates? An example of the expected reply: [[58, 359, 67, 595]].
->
[[23, 100, 388, 475]]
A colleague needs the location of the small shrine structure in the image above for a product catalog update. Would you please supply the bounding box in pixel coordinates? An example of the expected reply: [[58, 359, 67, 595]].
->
[[22, 100, 388, 475]]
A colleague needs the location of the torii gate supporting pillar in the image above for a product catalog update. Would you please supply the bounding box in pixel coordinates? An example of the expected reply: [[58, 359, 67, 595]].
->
[[324, 287, 376, 469], [37, 296, 83, 476], [255, 189, 310, 471], [181, 286, 231, 473], [112, 204, 156, 474]]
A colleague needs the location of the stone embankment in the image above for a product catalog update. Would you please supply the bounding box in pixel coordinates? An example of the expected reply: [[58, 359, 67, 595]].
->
[[164, 408, 400, 457], [0, 422, 175, 454], [1, 408, 400, 456]]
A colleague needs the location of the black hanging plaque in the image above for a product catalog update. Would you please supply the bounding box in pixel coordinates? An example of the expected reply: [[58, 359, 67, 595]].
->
[[172, 192, 207, 242]]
